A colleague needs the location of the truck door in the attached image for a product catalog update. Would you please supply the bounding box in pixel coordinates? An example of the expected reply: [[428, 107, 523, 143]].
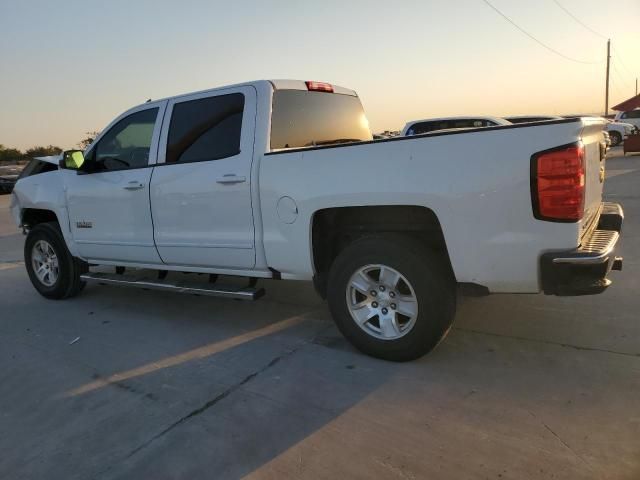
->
[[64, 102, 166, 263], [150, 86, 256, 269]]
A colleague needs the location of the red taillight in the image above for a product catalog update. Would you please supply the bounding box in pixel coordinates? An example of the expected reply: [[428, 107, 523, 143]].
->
[[305, 81, 334, 93], [532, 144, 585, 222]]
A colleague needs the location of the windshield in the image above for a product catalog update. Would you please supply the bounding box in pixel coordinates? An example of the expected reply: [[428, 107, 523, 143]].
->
[[270, 90, 372, 150]]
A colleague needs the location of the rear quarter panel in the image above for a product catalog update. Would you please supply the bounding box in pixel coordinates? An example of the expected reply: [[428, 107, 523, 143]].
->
[[259, 120, 596, 292]]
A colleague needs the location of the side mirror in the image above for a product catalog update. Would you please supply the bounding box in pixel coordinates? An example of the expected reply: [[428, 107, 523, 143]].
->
[[61, 150, 85, 170]]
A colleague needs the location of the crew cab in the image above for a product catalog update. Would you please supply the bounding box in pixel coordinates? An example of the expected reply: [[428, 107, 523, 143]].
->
[[11, 80, 624, 361]]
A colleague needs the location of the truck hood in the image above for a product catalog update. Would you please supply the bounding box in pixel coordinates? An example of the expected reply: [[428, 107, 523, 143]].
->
[[34, 154, 62, 165], [606, 122, 634, 133]]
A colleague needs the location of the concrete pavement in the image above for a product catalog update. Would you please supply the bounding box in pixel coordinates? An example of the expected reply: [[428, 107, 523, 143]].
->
[[1, 149, 639, 479]]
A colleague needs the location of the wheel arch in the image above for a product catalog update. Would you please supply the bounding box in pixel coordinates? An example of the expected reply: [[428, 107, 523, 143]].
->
[[21, 208, 60, 229], [19, 206, 81, 258], [608, 130, 622, 145], [310, 205, 454, 298]]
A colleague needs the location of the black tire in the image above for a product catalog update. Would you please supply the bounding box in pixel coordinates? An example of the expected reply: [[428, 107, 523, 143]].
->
[[327, 234, 456, 362], [24, 222, 88, 300], [609, 131, 622, 147]]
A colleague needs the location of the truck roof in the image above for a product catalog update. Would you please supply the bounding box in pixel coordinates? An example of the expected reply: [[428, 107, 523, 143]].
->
[[131, 80, 358, 112]]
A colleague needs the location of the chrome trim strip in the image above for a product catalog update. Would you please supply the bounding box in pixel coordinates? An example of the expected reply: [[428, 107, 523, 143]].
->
[[75, 240, 156, 247], [155, 242, 254, 249]]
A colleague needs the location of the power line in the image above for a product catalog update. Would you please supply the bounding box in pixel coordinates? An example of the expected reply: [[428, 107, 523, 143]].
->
[[481, 0, 602, 64], [611, 46, 637, 78], [551, 0, 637, 78], [609, 76, 625, 104], [551, 0, 607, 39], [611, 61, 634, 92]]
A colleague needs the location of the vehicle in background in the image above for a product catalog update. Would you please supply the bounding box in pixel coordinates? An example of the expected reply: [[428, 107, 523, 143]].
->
[[614, 110, 640, 129], [373, 130, 400, 140], [504, 115, 630, 147], [401, 116, 511, 136], [603, 131, 611, 149], [11, 80, 623, 361], [0, 165, 23, 194], [504, 115, 563, 124], [373, 133, 391, 140], [605, 120, 635, 147]]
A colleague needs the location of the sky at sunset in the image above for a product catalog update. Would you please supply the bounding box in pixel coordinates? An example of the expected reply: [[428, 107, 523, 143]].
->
[[1, 0, 639, 150]]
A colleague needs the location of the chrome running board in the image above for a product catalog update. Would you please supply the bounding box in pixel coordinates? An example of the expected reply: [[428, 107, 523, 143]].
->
[[80, 271, 264, 300]]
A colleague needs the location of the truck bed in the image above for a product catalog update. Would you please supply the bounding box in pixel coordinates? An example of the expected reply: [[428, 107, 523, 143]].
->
[[259, 117, 606, 293]]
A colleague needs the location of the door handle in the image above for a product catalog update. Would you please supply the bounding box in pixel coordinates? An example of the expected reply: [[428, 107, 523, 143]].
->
[[123, 181, 145, 190], [216, 174, 246, 185]]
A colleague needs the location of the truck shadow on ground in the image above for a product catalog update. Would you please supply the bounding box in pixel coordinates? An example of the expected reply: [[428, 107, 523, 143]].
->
[[1, 265, 639, 479]]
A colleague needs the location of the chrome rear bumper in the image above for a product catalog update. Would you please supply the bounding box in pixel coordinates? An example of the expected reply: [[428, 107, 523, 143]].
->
[[540, 202, 624, 296]]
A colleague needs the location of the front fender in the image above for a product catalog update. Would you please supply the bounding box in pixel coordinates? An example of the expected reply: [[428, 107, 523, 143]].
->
[[12, 171, 81, 257]]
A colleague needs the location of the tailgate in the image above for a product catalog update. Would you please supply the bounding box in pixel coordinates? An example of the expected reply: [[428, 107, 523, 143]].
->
[[580, 119, 607, 239]]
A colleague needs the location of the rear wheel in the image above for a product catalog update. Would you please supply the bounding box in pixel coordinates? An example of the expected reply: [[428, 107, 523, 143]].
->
[[327, 234, 456, 362], [609, 131, 622, 147], [25, 222, 87, 299]]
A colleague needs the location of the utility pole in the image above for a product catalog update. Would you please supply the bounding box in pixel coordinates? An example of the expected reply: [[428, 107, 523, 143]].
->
[[605, 39, 611, 115]]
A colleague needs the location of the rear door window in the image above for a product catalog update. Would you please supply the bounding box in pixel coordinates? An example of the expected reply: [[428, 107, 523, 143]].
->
[[166, 93, 244, 164]]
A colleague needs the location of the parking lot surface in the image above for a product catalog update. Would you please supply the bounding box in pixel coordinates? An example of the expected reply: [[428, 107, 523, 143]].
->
[[1, 148, 639, 480]]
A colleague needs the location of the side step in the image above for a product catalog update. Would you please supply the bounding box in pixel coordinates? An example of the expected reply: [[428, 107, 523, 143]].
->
[[80, 271, 265, 300]]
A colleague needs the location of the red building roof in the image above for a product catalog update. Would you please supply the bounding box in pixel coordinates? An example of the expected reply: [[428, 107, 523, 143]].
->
[[612, 94, 640, 112]]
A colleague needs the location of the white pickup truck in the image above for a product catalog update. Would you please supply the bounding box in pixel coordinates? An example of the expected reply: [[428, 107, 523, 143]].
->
[[11, 80, 624, 361]]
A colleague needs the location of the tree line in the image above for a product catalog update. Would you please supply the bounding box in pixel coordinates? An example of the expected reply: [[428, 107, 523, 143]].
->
[[0, 144, 62, 162], [0, 131, 100, 162]]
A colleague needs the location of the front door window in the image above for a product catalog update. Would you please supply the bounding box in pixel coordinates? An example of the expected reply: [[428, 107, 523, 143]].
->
[[86, 108, 159, 172]]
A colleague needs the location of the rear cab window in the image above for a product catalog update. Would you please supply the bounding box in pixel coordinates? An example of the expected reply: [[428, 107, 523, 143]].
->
[[270, 90, 372, 150]]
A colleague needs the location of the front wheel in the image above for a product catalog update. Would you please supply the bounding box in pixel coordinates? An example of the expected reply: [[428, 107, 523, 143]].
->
[[327, 234, 456, 362], [609, 131, 622, 147], [25, 222, 87, 299]]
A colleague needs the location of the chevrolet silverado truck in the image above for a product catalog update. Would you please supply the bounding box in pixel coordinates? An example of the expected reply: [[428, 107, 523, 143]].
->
[[11, 80, 624, 361]]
